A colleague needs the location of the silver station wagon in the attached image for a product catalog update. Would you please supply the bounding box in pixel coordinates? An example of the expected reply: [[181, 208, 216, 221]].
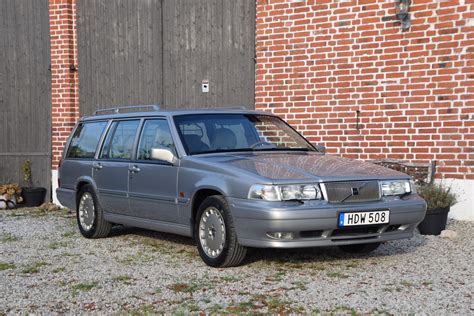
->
[[57, 106, 427, 267]]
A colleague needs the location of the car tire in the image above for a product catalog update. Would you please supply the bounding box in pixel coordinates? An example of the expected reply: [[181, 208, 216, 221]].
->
[[338, 242, 381, 254], [76, 184, 111, 239], [194, 195, 247, 267]]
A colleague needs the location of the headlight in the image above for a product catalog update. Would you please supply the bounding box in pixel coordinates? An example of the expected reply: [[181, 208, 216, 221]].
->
[[380, 180, 411, 196], [248, 184, 323, 201]]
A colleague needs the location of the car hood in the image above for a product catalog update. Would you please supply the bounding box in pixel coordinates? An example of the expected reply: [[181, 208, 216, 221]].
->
[[192, 152, 408, 183]]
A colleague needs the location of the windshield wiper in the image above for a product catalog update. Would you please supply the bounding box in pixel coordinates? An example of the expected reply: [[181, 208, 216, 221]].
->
[[191, 147, 313, 155], [191, 148, 256, 155], [252, 147, 311, 152]]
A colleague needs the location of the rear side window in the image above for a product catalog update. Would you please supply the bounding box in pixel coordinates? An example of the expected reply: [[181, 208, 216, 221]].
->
[[66, 121, 108, 159], [99, 120, 140, 160]]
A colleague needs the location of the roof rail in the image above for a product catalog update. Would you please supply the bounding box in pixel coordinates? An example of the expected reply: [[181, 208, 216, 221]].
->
[[199, 106, 249, 110], [94, 105, 160, 116]]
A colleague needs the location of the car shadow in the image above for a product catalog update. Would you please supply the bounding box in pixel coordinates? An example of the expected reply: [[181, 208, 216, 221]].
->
[[244, 234, 428, 266], [108, 225, 195, 246], [106, 225, 428, 266]]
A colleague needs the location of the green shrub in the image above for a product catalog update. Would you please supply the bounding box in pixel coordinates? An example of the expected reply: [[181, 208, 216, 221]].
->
[[417, 183, 458, 211]]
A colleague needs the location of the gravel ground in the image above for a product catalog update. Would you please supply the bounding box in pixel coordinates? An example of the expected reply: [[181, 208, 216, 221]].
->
[[0, 208, 473, 315]]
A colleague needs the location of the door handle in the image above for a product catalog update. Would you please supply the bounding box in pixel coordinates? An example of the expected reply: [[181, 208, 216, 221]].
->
[[92, 162, 103, 170], [129, 165, 140, 173]]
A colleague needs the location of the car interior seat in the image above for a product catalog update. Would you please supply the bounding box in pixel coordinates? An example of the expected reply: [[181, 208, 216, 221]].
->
[[211, 128, 237, 150], [183, 134, 210, 154]]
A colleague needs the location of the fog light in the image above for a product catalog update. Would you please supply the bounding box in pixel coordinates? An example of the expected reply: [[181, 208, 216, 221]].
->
[[398, 224, 411, 231], [266, 232, 295, 240]]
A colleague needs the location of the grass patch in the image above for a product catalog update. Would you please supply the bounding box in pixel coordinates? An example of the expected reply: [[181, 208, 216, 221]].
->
[[371, 307, 392, 315], [21, 261, 47, 274], [52, 267, 66, 273], [288, 281, 307, 291], [167, 279, 214, 293], [330, 305, 357, 315], [327, 271, 349, 279], [220, 275, 241, 283], [48, 241, 69, 250], [168, 282, 200, 293], [71, 281, 101, 293], [266, 271, 286, 282], [225, 300, 256, 314], [57, 252, 79, 258], [62, 231, 76, 238], [400, 280, 414, 287], [112, 275, 134, 285], [126, 304, 158, 315], [125, 235, 196, 261], [225, 294, 296, 314], [30, 209, 50, 218], [118, 251, 155, 265], [172, 298, 201, 313], [1, 232, 19, 242], [207, 304, 223, 314], [344, 261, 360, 268], [0, 262, 16, 271]]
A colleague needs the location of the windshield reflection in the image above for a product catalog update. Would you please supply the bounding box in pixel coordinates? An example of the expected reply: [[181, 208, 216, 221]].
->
[[174, 114, 315, 155]]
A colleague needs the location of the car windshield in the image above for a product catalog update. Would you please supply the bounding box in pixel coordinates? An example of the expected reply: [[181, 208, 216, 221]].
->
[[173, 113, 316, 155]]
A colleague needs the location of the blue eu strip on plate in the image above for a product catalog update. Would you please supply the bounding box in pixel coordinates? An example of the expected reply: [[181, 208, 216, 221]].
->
[[339, 213, 345, 227]]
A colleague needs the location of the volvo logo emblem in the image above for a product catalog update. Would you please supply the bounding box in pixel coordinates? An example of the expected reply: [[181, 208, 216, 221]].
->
[[341, 182, 368, 202]]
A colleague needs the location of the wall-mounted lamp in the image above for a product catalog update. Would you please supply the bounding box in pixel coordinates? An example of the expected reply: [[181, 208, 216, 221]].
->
[[396, 0, 411, 31]]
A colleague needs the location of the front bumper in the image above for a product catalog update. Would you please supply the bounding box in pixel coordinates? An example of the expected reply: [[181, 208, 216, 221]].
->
[[228, 195, 426, 248]]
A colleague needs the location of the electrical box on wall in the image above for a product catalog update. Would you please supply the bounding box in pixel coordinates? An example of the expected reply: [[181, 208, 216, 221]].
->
[[202, 80, 209, 93]]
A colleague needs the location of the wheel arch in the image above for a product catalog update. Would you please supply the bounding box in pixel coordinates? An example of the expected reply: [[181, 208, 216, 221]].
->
[[190, 188, 224, 239], [75, 177, 98, 206]]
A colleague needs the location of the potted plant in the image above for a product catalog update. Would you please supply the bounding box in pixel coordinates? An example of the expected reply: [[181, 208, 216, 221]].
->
[[0, 183, 23, 209], [416, 182, 458, 235], [20, 160, 47, 207]]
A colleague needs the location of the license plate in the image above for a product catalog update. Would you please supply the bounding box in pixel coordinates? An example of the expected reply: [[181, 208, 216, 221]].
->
[[338, 210, 389, 227]]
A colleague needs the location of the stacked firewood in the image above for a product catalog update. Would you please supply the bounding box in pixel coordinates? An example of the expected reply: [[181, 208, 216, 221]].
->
[[0, 183, 23, 207]]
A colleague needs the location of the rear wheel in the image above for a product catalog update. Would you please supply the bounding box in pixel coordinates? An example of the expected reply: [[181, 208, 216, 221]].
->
[[194, 195, 247, 267], [338, 242, 381, 254], [77, 185, 111, 238]]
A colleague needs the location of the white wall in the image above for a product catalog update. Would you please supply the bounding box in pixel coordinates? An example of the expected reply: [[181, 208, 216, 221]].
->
[[51, 170, 61, 206], [438, 179, 474, 221]]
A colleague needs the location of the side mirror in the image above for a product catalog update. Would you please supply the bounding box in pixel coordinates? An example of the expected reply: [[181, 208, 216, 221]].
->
[[150, 148, 176, 164], [314, 144, 326, 154]]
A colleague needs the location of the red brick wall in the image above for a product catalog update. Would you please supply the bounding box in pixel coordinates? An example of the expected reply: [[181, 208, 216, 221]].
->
[[255, 0, 474, 180], [49, 0, 79, 170]]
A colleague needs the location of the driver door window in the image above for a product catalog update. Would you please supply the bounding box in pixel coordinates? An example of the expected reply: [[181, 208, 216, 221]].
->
[[137, 119, 176, 161]]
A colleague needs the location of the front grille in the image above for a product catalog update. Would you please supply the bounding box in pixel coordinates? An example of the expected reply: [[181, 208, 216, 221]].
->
[[323, 181, 381, 203]]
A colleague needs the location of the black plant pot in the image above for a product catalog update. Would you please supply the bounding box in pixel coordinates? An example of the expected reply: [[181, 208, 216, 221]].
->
[[21, 187, 47, 207], [418, 207, 449, 235]]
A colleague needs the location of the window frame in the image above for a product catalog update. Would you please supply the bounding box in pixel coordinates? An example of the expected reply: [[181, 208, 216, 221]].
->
[[134, 118, 177, 165], [97, 118, 142, 162], [64, 120, 109, 161]]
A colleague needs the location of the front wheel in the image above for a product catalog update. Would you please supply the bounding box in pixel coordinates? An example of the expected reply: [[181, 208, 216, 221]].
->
[[76, 185, 111, 238], [194, 195, 247, 267], [338, 242, 381, 254]]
